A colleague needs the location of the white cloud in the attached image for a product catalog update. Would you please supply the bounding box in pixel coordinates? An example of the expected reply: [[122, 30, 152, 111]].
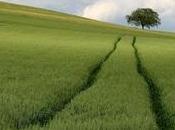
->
[[82, 0, 138, 22], [82, 0, 175, 19], [82, 0, 175, 31], [142, 0, 175, 18], [1, 0, 175, 31], [83, 0, 119, 21], [143, 0, 175, 30]]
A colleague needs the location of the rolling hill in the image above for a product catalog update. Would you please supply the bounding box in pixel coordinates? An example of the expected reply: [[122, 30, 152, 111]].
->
[[0, 2, 175, 130]]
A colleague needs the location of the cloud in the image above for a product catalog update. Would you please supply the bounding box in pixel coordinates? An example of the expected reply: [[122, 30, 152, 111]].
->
[[82, 0, 137, 22], [82, 0, 175, 31], [1, 0, 175, 31], [143, 0, 175, 14], [83, 0, 119, 21], [82, 0, 175, 19], [143, 0, 175, 30]]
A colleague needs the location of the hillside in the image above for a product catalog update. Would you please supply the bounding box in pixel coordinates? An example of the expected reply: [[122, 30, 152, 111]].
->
[[0, 2, 175, 130]]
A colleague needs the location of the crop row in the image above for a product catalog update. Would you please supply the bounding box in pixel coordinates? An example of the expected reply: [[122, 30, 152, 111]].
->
[[26, 37, 158, 130], [136, 37, 175, 129], [0, 21, 117, 130]]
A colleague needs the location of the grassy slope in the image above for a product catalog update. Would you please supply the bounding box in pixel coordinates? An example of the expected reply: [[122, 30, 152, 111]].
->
[[0, 1, 175, 130], [0, 2, 118, 129], [0, 2, 175, 38], [28, 37, 158, 130], [137, 38, 175, 128]]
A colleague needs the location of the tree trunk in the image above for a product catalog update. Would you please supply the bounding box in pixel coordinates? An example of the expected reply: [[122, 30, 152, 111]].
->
[[141, 22, 145, 29]]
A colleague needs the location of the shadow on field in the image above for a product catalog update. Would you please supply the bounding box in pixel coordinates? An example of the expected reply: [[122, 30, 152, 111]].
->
[[14, 37, 122, 129], [132, 36, 173, 130]]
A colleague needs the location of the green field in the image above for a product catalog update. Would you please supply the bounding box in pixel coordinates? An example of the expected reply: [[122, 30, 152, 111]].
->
[[0, 2, 175, 130]]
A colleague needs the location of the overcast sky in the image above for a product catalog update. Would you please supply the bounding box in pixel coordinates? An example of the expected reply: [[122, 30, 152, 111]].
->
[[1, 0, 175, 31]]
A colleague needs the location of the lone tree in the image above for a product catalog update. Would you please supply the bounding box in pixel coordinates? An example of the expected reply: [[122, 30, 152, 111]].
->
[[126, 8, 161, 29]]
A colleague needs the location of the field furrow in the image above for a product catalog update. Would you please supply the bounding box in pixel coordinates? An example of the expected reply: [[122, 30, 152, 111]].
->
[[132, 37, 171, 129], [1, 2, 175, 130], [15, 37, 121, 129], [136, 37, 175, 129], [0, 14, 119, 129], [26, 37, 158, 130]]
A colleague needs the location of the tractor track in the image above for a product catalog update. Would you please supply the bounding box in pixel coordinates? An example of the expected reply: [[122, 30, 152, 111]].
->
[[132, 36, 173, 130], [14, 37, 122, 129]]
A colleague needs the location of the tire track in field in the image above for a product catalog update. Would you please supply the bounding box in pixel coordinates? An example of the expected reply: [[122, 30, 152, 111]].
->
[[14, 37, 122, 129], [132, 36, 173, 130]]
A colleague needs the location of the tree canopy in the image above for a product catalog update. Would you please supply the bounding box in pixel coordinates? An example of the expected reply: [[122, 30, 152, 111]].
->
[[126, 8, 161, 29]]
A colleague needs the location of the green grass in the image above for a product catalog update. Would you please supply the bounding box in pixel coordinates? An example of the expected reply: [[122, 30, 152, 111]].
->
[[0, 2, 119, 129], [26, 37, 158, 130], [136, 37, 175, 129], [0, 1, 175, 130], [0, 24, 118, 130]]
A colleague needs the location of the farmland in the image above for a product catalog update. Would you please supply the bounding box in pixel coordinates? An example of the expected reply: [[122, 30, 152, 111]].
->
[[27, 37, 158, 130], [136, 37, 175, 129], [0, 2, 175, 130]]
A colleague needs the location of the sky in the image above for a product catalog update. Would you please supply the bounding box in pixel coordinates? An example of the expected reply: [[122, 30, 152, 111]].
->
[[1, 0, 175, 31]]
